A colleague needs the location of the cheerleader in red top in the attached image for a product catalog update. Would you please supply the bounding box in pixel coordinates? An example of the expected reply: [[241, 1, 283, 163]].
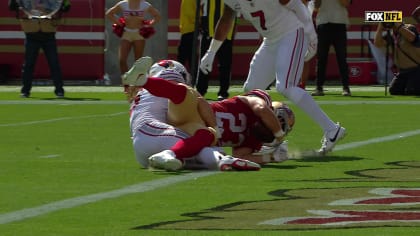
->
[[106, 0, 160, 88]]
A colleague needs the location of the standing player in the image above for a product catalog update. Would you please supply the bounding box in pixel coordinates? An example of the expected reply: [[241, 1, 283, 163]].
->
[[199, 0, 346, 155]]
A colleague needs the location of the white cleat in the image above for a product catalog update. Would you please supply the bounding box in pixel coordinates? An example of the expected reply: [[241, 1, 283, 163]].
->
[[318, 123, 346, 155], [218, 155, 261, 171], [148, 150, 183, 171], [122, 56, 153, 86]]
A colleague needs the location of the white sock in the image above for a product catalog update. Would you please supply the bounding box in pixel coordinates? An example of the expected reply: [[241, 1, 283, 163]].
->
[[282, 87, 336, 133]]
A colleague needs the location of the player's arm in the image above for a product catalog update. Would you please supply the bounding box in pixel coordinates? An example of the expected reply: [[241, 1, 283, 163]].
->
[[197, 96, 218, 135], [213, 5, 236, 41], [105, 4, 122, 25], [232, 146, 267, 164], [245, 97, 285, 140], [199, 4, 236, 74]]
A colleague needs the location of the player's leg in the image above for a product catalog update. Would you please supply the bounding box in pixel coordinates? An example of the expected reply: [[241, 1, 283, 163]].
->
[[273, 29, 345, 154], [136, 121, 188, 170], [164, 88, 218, 159], [148, 125, 218, 171], [195, 147, 261, 171], [243, 40, 276, 91]]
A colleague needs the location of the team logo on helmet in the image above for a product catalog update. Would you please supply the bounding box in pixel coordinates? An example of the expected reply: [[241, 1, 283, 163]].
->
[[149, 60, 191, 84], [272, 101, 295, 135], [154, 69, 185, 84]]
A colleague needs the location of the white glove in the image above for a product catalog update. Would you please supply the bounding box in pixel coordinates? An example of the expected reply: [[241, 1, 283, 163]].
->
[[304, 21, 318, 61], [305, 33, 317, 61], [252, 145, 276, 155], [271, 141, 289, 163], [199, 51, 216, 74]]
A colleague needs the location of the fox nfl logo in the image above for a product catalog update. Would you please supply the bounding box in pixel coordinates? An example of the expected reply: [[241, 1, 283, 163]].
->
[[365, 11, 403, 23]]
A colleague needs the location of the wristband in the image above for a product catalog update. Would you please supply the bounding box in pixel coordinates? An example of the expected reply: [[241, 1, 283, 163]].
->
[[208, 39, 223, 53], [274, 129, 285, 138]]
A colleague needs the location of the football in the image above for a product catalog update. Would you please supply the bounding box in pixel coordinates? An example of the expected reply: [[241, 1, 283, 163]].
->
[[250, 121, 275, 143]]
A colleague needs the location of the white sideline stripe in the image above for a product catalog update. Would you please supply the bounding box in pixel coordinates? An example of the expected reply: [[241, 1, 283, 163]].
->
[[1, 129, 419, 224], [0, 112, 126, 127], [0, 172, 217, 225], [334, 129, 420, 151]]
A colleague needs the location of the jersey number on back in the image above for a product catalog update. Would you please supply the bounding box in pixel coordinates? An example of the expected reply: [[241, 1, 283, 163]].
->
[[250, 10, 267, 30]]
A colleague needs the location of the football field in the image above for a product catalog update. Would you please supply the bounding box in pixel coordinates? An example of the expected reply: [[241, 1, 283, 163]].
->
[[1, 85, 420, 236]]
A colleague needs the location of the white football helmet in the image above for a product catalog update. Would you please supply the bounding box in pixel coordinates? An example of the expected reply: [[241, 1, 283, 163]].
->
[[272, 101, 295, 135], [149, 59, 191, 85]]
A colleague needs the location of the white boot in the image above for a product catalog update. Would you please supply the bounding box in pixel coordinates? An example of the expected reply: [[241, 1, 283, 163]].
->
[[122, 56, 153, 86], [148, 150, 183, 171]]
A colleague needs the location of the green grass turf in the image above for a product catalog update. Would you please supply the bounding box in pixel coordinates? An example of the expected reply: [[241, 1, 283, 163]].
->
[[0, 85, 420, 236]]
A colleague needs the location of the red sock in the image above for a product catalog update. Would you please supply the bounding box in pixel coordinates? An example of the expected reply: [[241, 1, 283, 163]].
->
[[144, 77, 186, 104], [171, 129, 215, 160]]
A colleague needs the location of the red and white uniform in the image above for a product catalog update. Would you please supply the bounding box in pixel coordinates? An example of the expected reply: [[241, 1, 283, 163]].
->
[[224, 0, 307, 90], [130, 89, 190, 168], [224, 0, 303, 42], [129, 67, 223, 169], [212, 97, 263, 152], [222, 0, 337, 136]]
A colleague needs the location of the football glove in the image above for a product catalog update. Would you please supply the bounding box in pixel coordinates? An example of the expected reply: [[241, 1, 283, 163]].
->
[[199, 51, 216, 74]]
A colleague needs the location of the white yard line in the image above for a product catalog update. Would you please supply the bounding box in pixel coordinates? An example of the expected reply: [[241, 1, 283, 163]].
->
[[334, 129, 420, 151], [0, 172, 217, 225], [0, 112, 126, 127]]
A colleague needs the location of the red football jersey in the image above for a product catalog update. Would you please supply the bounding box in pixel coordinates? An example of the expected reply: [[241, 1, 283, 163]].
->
[[211, 96, 263, 151]]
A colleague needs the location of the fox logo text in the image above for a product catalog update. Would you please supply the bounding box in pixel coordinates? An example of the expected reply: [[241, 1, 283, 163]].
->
[[365, 11, 403, 23]]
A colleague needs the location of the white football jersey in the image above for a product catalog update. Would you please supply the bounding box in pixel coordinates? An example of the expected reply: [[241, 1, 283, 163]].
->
[[224, 0, 303, 42], [129, 89, 168, 135]]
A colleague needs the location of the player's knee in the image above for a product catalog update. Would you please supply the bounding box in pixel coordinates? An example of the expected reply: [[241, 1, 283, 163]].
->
[[280, 86, 305, 103]]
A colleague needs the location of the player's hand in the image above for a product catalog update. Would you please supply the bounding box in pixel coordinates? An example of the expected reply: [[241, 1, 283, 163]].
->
[[199, 51, 216, 74], [303, 20, 318, 61], [271, 141, 289, 163], [305, 32, 318, 61]]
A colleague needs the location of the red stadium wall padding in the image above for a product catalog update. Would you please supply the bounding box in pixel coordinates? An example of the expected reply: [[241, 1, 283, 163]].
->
[[0, 0, 105, 81]]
